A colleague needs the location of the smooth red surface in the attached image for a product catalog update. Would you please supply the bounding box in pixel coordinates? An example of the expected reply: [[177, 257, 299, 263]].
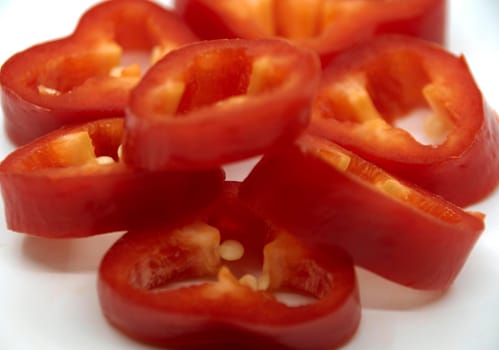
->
[[0, 0, 198, 145], [239, 134, 485, 290], [0, 118, 224, 238], [310, 35, 499, 207], [123, 38, 321, 170], [98, 182, 361, 349], [174, 0, 446, 64]]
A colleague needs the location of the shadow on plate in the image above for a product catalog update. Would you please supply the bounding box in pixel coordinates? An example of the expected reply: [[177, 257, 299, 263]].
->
[[356, 267, 448, 310], [22, 231, 123, 272]]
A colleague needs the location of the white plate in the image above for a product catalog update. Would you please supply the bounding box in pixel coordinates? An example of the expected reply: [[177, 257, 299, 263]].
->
[[0, 1, 497, 349]]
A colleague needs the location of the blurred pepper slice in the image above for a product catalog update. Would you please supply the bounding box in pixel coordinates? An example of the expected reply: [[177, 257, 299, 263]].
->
[[239, 133, 485, 290], [174, 0, 446, 64], [98, 182, 361, 349], [310, 35, 499, 207], [123, 38, 321, 171], [0, 0, 198, 145], [0, 118, 224, 238]]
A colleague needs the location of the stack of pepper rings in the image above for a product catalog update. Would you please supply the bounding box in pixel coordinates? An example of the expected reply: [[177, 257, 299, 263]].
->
[[0, 0, 497, 349]]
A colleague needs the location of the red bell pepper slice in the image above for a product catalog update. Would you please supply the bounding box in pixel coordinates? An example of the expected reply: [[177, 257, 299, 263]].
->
[[0, 0, 198, 146], [0, 118, 224, 238], [123, 38, 321, 170], [174, 0, 446, 64], [98, 182, 361, 349], [239, 134, 485, 290], [310, 35, 499, 207]]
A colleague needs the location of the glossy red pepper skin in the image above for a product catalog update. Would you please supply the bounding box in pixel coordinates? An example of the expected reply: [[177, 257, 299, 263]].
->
[[98, 182, 361, 350], [123, 38, 320, 171], [0, 118, 224, 238], [0, 0, 198, 146], [239, 134, 485, 290], [174, 0, 446, 65], [310, 35, 499, 207]]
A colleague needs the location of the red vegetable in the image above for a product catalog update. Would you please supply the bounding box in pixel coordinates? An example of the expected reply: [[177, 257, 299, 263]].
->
[[310, 35, 499, 206], [239, 133, 485, 290], [0, 118, 224, 238], [174, 0, 446, 64], [98, 182, 361, 349], [0, 0, 198, 146], [123, 38, 320, 170]]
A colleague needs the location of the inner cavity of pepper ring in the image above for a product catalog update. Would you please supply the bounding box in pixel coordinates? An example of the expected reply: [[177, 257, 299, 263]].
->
[[129, 222, 318, 307], [321, 50, 456, 146], [148, 48, 291, 116], [36, 30, 174, 96], [16, 122, 124, 170]]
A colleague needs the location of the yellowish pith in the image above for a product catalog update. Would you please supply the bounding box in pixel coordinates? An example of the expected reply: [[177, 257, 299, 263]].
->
[[175, 222, 221, 249], [376, 178, 410, 201], [51, 131, 96, 166], [151, 80, 186, 115], [246, 55, 290, 95], [239, 274, 258, 290], [109, 64, 141, 78], [329, 75, 383, 122], [246, 56, 274, 95], [318, 148, 351, 172]]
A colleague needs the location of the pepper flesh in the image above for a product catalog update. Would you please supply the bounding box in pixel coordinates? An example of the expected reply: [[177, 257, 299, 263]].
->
[[174, 0, 446, 64], [98, 182, 361, 349], [310, 35, 499, 207], [239, 133, 485, 290], [0, 118, 224, 238], [0, 0, 198, 145]]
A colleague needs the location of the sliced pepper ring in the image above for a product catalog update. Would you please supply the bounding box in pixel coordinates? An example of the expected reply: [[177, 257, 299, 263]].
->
[[174, 0, 446, 64], [239, 133, 485, 290], [0, 0, 198, 145], [310, 35, 499, 206], [98, 184, 360, 350], [123, 38, 321, 170], [0, 118, 224, 238]]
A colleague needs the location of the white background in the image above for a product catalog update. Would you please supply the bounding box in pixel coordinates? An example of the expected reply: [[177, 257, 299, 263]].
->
[[0, 1, 498, 349]]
